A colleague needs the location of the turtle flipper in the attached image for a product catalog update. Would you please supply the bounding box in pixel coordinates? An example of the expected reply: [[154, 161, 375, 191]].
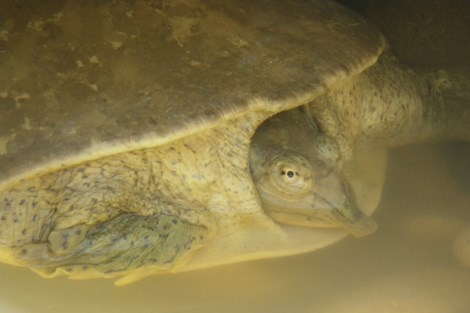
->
[[14, 213, 208, 281]]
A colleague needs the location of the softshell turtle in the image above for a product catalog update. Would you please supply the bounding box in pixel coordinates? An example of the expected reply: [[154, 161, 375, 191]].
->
[[0, 0, 468, 285]]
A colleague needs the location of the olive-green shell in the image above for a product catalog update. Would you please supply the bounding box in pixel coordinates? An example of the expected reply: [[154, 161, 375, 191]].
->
[[0, 0, 385, 188]]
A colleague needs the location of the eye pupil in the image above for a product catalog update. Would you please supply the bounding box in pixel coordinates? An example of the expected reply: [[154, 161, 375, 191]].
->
[[279, 167, 297, 179]]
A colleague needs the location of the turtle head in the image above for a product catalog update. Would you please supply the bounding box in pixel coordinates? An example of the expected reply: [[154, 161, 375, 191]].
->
[[251, 148, 378, 238]]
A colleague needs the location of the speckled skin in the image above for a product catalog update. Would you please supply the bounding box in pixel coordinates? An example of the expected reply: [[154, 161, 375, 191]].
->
[[309, 54, 470, 164], [0, 113, 271, 280]]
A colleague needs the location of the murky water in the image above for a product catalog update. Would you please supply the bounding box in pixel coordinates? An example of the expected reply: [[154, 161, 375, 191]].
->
[[0, 143, 468, 313], [1, 0, 469, 311]]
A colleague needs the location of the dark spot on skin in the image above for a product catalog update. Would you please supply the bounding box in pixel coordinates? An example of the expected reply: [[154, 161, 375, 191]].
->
[[1, 216, 6, 221], [172, 219, 178, 225], [13, 218, 18, 223], [21, 249, 28, 255], [75, 229, 82, 236], [19, 199, 25, 205], [21, 228, 26, 235]]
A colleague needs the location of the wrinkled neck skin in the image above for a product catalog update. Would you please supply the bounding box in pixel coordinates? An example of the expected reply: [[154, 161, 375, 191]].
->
[[309, 53, 470, 164]]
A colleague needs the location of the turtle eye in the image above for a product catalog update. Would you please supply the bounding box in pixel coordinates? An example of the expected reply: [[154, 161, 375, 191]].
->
[[270, 154, 312, 194], [279, 166, 300, 184]]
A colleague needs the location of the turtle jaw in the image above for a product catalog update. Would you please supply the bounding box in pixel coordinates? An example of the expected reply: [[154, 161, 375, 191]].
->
[[258, 190, 378, 238]]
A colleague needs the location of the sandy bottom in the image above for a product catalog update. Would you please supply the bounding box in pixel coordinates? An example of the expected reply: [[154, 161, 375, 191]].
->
[[0, 143, 468, 313]]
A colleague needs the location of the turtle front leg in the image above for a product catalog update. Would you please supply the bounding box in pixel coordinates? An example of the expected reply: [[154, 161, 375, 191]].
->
[[13, 211, 208, 284]]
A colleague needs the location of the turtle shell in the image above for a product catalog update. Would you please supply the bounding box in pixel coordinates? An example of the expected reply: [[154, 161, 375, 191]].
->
[[0, 0, 385, 189]]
